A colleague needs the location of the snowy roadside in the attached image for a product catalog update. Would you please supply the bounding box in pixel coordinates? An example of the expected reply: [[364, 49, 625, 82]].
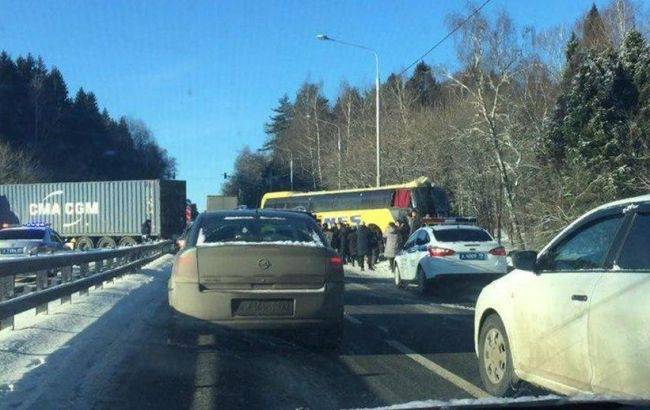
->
[[344, 259, 394, 279], [0, 254, 174, 403]]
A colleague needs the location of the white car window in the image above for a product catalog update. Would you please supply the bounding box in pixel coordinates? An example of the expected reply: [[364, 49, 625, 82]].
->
[[432, 228, 492, 242], [617, 213, 650, 271], [403, 232, 419, 249], [540, 215, 623, 272], [416, 230, 430, 245]]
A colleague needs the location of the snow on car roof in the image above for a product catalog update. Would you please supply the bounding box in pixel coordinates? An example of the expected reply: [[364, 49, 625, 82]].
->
[[2, 226, 48, 231], [428, 224, 484, 231]]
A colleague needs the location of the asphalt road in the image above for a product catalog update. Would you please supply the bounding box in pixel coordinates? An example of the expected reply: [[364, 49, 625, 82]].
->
[[0, 258, 514, 409]]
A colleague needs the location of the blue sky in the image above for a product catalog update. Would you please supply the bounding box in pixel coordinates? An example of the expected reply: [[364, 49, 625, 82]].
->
[[0, 0, 609, 209]]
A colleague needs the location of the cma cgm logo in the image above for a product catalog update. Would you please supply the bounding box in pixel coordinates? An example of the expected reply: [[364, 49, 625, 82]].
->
[[28, 190, 99, 216], [323, 215, 362, 226]]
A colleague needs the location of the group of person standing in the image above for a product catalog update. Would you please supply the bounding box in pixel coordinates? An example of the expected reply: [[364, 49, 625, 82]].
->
[[321, 210, 423, 273], [322, 222, 382, 271]]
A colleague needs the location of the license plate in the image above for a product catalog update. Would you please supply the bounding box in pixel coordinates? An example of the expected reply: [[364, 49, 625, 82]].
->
[[231, 299, 294, 317], [1, 248, 23, 255], [460, 252, 486, 260]]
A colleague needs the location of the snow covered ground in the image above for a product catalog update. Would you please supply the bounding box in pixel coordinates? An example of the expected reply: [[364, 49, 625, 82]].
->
[[0, 254, 174, 407], [344, 259, 394, 279]]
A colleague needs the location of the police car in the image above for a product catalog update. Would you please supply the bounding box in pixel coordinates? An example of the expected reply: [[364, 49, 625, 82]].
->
[[394, 217, 508, 292], [0, 223, 69, 257]]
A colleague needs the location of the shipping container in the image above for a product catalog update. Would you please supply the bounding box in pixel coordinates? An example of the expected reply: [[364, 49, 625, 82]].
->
[[206, 195, 238, 211], [0, 180, 186, 248]]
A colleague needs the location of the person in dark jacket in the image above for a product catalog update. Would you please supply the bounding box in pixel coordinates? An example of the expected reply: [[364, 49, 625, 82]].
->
[[356, 223, 372, 271], [368, 225, 382, 268], [407, 210, 421, 236], [322, 223, 333, 246], [398, 218, 410, 247], [141, 219, 152, 241], [336, 222, 348, 264], [395, 220, 407, 250], [348, 226, 357, 267], [331, 224, 340, 250]]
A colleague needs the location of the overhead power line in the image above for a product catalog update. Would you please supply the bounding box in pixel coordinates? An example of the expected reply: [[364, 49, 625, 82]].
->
[[399, 0, 494, 76]]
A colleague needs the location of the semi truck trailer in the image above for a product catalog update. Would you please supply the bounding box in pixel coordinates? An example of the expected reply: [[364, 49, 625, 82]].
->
[[0, 179, 186, 249]]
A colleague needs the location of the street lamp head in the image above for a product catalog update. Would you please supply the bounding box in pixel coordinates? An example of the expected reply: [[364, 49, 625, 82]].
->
[[316, 34, 330, 41]]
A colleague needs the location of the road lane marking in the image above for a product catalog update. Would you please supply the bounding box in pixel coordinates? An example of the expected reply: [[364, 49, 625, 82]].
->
[[345, 315, 362, 325], [347, 283, 371, 290], [438, 303, 476, 312], [385, 339, 489, 398]]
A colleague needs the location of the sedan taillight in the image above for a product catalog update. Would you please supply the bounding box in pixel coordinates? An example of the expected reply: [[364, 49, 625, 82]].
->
[[329, 256, 343, 267], [173, 248, 198, 283], [489, 247, 507, 256], [428, 247, 455, 257]]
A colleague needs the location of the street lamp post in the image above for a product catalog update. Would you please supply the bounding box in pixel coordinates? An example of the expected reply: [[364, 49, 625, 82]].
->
[[317, 34, 381, 187]]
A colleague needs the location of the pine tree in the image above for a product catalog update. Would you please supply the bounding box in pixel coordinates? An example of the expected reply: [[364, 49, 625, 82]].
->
[[405, 62, 439, 107], [262, 94, 294, 152], [542, 32, 584, 165], [582, 4, 611, 52]]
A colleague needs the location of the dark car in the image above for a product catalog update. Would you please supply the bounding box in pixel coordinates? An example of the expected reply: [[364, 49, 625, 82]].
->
[[0, 225, 69, 257], [168, 209, 345, 348]]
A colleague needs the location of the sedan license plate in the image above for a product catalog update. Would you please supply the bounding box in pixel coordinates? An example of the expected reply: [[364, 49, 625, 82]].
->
[[231, 299, 294, 317], [460, 252, 486, 261], [0, 248, 23, 255]]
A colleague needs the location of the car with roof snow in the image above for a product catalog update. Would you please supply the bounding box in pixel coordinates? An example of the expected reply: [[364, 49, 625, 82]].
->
[[0, 224, 69, 257], [393, 218, 507, 292], [168, 209, 344, 348], [474, 194, 650, 397]]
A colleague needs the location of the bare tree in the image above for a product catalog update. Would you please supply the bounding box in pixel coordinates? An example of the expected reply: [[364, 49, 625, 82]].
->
[[0, 141, 42, 184], [444, 10, 529, 248]]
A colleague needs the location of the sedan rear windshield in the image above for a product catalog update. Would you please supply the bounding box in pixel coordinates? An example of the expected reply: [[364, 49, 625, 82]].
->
[[433, 228, 492, 242], [190, 214, 325, 247], [0, 229, 45, 240]]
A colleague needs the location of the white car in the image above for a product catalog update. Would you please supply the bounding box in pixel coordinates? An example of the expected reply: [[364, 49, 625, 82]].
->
[[474, 194, 650, 397], [394, 221, 507, 292]]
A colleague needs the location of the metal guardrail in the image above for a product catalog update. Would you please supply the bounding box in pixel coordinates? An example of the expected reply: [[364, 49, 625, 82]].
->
[[0, 241, 174, 331]]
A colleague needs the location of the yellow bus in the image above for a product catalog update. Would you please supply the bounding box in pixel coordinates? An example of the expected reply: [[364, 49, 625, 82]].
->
[[259, 177, 449, 233]]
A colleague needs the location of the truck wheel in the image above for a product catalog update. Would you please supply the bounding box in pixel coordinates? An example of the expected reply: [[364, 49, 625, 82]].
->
[[97, 236, 116, 249], [118, 236, 137, 247], [76, 237, 94, 251]]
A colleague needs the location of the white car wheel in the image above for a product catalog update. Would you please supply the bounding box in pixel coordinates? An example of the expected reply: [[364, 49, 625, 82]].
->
[[417, 267, 429, 294], [484, 328, 507, 384], [478, 314, 517, 396]]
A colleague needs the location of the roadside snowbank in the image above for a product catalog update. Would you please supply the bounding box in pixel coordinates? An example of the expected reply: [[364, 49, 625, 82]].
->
[[0, 254, 173, 396], [352, 394, 643, 409]]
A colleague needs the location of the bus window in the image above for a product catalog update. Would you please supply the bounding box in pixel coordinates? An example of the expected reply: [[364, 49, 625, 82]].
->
[[392, 189, 411, 208], [264, 198, 287, 208], [411, 186, 450, 217], [360, 189, 393, 209], [430, 186, 450, 216], [332, 192, 362, 211], [311, 194, 334, 212]]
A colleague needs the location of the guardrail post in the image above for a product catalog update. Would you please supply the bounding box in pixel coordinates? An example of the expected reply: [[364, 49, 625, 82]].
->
[[0, 275, 15, 330], [80, 263, 89, 276], [35, 270, 49, 315], [60, 266, 73, 304]]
